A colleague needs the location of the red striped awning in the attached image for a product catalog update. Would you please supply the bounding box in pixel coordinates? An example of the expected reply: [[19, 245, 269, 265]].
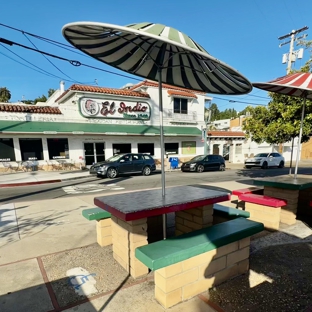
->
[[253, 72, 312, 99]]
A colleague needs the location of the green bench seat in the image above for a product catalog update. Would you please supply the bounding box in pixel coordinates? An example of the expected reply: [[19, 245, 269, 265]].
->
[[82, 208, 111, 221], [82, 208, 112, 247], [213, 204, 250, 220], [136, 217, 263, 271]]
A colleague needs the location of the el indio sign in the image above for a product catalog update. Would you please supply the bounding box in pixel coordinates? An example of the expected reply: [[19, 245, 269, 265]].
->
[[79, 97, 151, 120]]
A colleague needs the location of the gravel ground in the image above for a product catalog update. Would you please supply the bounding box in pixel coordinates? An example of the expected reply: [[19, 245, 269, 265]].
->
[[41, 244, 152, 308], [208, 243, 312, 312]]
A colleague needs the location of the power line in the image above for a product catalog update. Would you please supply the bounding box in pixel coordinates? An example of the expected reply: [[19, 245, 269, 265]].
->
[[0, 36, 142, 82], [0, 43, 72, 81], [213, 96, 267, 106], [23, 33, 81, 83]]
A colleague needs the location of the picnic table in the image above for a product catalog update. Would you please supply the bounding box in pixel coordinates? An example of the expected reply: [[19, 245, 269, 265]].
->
[[253, 176, 312, 225], [94, 185, 230, 278]]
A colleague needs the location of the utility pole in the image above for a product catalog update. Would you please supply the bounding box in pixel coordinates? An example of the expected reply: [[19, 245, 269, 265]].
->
[[278, 26, 308, 74], [278, 26, 309, 174]]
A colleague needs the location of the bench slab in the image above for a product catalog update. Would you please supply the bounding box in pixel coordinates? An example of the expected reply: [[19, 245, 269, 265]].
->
[[214, 204, 250, 219], [239, 194, 287, 208], [82, 208, 111, 221], [136, 218, 263, 271], [232, 187, 263, 196]]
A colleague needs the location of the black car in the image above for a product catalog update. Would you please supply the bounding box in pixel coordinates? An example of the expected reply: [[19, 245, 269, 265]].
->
[[90, 153, 156, 178], [181, 155, 226, 173]]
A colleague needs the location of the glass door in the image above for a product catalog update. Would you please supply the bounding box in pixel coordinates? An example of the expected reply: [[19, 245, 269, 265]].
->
[[84, 142, 105, 166], [95, 143, 105, 162], [84, 143, 95, 166]]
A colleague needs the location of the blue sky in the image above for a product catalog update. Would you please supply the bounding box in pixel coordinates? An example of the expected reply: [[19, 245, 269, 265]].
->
[[0, 0, 311, 113]]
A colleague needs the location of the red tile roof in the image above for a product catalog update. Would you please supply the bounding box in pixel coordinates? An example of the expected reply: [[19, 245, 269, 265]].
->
[[55, 84, 150, 102], [129, 80, 206, 95], [0, 104, 62, 114], [208, 131, 245, 137], [167, 90, 197, 99]]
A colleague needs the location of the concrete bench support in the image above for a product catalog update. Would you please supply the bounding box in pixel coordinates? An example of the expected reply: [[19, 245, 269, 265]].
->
[[264, 187, 299, 225], [136, 218, 264, 309], [175, 204, 213, 236], [239, 194, 287, 230], [111, 215, 149, 279]]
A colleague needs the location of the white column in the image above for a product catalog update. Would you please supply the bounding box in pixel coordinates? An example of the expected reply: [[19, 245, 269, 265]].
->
[[105, 140, 113, 158], [42, 138, 49, 160], [13, 137, 21, 161]]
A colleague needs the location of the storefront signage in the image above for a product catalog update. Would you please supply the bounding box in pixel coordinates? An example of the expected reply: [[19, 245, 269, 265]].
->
[[79, 97, 151, 120], [0, 158, 11, 161]]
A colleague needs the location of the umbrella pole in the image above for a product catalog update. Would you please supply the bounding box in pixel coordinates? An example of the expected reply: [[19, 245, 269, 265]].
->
[[294, 97, 306, 179], [158, 67, 167, 239], [289, 137, 294, 175]]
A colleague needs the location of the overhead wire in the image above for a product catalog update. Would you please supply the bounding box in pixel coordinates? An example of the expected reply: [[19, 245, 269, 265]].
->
[[22, 33, 81, 83], [0, 36, 146, 82]]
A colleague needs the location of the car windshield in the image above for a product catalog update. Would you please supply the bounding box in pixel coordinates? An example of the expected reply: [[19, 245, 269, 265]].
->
[[105, 154, 124, 162], [190, 155, 205, 162], [254, 153, 269, 157]]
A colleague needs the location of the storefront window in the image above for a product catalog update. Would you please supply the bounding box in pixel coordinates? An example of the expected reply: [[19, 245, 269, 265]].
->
[[113, 143, 131, 155], [181, 141, 196, 155], [19, 138, 43, 161], [165, 143, 179, 155], [0, 138, 15, 161], [138, 143, 154, 155], [47, 138, 69, 159]]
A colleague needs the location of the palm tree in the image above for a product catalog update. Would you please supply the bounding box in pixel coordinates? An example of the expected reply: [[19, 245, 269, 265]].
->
[[0, 87, 11, 103]]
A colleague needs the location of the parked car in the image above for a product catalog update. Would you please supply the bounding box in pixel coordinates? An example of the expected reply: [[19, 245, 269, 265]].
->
[[90, 153, 156, 178], [181, 155, 226, 173], [244, 152, 285, 169]]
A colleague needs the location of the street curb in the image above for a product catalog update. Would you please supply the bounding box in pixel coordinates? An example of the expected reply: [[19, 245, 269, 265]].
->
[[0, 175, 92, 188]]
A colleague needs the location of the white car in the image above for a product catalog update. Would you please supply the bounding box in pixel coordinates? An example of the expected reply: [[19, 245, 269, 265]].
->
[[244, 152, 285, 169]]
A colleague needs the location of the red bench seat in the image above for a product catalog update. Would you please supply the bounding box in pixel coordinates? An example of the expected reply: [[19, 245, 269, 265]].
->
[[232, 187, 263, 196], [239, 194, 287, 208], [310, 201, 312, 207]]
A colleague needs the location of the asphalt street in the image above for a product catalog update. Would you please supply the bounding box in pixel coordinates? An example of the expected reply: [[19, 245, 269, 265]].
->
[[1, 167, 312, 204]]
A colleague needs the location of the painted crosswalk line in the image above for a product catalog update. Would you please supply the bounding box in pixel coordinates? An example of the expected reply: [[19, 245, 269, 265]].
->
[[62, 184, 125, 194]]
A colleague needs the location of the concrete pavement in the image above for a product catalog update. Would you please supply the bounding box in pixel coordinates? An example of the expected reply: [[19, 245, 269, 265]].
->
[[1, 179, 312, 311], [1, 182, 239, 312]]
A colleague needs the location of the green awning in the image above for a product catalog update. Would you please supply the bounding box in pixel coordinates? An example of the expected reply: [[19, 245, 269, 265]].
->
[[0, 121, 201, 136]]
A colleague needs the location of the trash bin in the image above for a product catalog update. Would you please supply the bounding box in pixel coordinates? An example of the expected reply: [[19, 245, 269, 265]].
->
[[169, 157, 179, 169]]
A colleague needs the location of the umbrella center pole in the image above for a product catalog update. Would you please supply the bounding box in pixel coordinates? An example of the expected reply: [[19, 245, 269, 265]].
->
[[294, 97, 306, 179], [158, 67, 167, 239]]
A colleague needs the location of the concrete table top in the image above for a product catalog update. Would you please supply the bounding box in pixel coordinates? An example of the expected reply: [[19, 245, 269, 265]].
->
[[253, 175, 312, 190], [94, 186, 230, 221]]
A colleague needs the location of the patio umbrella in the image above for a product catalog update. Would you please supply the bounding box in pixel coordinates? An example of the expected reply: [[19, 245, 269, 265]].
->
[[253, 72, 312, 179], [62, 21, 252, 238]]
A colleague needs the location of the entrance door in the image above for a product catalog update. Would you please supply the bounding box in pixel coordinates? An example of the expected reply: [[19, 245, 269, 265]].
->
[[84, 142, 105, 166]]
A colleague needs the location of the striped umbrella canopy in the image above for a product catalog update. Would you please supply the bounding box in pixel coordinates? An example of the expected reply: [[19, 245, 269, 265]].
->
[[253, 72, 312, 179], [253, 72, 312, 99], [62, 22, 252, 239], [62, 22, 252, 95]]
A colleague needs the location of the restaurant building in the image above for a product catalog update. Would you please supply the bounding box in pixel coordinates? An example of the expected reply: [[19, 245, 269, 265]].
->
[[0, 81, 211, 170]]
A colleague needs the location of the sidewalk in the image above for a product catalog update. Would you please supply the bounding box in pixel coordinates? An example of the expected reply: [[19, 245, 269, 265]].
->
[[0, 170, 91, 187], [0, 182, 240, 312], [1, 181, 312, 311]]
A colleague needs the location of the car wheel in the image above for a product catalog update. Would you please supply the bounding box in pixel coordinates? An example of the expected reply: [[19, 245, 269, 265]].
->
[[197, 165, 204, 173], [261, 161, 268, 169], [278, 161, 285, 168], [107, 168, 117, 179], [96, 174, 104, 179], [142, 166, 151, 176], [219, 164, 226, 171]]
